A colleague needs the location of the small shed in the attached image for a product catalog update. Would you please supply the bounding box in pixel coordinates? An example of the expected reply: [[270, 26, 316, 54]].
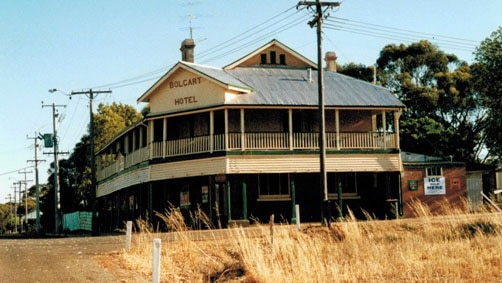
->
[[400, 152, 466, 217]]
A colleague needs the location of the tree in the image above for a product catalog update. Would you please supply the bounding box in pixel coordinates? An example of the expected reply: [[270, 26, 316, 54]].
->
[[93, 102, 143, 151], [376, 40, 483, 163], [338, 63, 375, 83], [471, 27, 502, 163], [41, 102, 143, 229]]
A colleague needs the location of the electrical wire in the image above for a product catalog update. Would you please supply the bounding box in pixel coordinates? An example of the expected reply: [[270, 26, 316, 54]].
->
[[84, 5, 303, 90], [324, 17, 479, 53], [200, 13, 310, 64]]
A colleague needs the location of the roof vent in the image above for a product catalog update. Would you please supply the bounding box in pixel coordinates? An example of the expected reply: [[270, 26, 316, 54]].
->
[[307, 68, 313, 82], [180, 38, 195, 63]]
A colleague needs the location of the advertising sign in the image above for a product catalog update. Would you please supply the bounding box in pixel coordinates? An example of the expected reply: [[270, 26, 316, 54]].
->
[[424, 177, 446, 195], [180, 191, 190, 208], [408, 180, 418, 191], [201, 186, 208, 203]]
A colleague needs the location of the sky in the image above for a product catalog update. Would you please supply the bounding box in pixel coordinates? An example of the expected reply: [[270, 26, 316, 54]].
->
[[1, 0, 500, 204]]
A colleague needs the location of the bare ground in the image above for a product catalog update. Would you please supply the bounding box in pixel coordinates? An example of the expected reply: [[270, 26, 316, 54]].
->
[[0, 235, 149, 283]]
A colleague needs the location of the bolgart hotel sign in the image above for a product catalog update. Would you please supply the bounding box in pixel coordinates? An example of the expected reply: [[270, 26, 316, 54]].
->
[[424, 177, 446, 195], [169, 76, 202, 106]]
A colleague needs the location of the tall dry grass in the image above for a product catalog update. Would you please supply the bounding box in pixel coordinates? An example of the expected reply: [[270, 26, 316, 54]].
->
[[121, 202, 502, 282]]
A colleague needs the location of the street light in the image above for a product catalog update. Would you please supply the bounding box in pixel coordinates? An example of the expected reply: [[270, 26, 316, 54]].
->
[[48, 88, 71, 99]]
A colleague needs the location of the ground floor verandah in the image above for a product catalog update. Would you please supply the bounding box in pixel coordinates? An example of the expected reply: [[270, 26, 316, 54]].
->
[[97, 172, 401, 232]]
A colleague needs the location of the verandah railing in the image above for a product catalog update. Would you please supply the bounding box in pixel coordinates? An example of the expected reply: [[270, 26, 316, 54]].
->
[[99, 132, 396, 180]]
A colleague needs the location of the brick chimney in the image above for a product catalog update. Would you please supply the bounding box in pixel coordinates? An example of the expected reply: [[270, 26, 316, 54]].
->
[[324, 51, 337, 72], [180, 38, 195, 63]]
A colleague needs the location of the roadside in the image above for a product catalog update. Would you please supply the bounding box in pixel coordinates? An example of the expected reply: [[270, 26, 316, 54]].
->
[[0, 235, 149, 283]]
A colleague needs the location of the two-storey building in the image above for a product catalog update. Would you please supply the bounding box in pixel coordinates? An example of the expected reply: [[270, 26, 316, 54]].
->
[[96, 39, 406, 231]]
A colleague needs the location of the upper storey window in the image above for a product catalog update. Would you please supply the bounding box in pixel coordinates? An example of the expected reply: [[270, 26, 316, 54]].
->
[[270, 51, 277, 64], [279, 54, 286, 65], [260, 53, 267, 64], [260, 51, 286, 65]]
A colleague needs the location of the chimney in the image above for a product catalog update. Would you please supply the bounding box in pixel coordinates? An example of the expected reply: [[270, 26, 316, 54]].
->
[[324, 51, 337, 72], [180, 38, 195, 63]]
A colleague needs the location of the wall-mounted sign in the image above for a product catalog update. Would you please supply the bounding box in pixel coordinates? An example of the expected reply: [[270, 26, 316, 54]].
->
[[424, 177, 446, 195], [201, 186, 208, 203], [174, 96, 198, 105], [408, 180, 418, 191], [169, 77, 202, 89], [180, 190, 190, 209]]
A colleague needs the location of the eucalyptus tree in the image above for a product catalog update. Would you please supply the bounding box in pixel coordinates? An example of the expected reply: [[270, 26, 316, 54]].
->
[[377, 40, 482, 163], [471, 27, 502, 164]]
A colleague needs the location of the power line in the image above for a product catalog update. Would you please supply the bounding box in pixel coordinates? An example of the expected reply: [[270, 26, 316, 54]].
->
[[83, 5, 304, 91], [329, 16, 479, 44], [324, 17, 479, 53], [200, 13, 310, 64], [198, 5, 301, 59], [0, 166, 34, 177]]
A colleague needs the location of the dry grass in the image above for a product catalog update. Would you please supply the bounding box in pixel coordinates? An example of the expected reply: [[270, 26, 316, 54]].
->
[[121, 202, 502, 282]]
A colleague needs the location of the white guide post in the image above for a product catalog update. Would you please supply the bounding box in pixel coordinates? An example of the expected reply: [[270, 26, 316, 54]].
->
[[152, 238, 161, 283]]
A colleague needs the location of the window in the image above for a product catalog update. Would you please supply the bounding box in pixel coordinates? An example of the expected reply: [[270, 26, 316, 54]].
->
[[279, 54, 286, 65], [270, 51, 277, 64], [260, 54, 267, 64], [153, 119, 164, 142], [328, 173, 359, 199], [258, 173, 290, 200], [426, 167, 442, 176]]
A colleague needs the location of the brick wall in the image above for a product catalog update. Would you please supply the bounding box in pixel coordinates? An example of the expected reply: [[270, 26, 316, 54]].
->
[[401, 166, 466, 217]]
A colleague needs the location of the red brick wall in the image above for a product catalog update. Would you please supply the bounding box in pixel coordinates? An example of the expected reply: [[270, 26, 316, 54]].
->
[[401, 167, 466, 217]]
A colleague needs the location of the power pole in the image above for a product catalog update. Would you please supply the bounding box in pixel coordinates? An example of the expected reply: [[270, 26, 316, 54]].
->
[[70, 89, 111, 236], [18, 169, 33, 230], [11, 184, 18, 233], [42, 102, 67, 234], [14, 181, 26, 232], [297, 0, 340, 224], [27, 132, 45, 233]]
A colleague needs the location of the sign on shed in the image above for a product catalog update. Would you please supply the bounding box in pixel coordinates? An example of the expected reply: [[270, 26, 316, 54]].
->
[[424, 177, 446, 195]]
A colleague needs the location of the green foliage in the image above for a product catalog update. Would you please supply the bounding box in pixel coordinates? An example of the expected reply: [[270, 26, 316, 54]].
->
[[337, 63, 375, 83], [377, 40, 483, 162], [41, 102, 143, 225], [93, 102, 143, 151], [472, 27, 502, 163]]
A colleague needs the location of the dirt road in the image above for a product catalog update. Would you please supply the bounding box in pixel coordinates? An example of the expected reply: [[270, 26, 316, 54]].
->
[[0, 235, 148, 283]]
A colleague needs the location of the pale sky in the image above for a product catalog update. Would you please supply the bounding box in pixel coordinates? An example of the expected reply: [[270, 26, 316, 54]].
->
[[1, 0, 500, 204]]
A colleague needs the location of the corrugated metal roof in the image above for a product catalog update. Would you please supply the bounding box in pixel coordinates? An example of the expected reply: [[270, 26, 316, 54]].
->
[[401, 152, 464, 167], [183, 62, 253, 91], [225, 67, 405, 108]]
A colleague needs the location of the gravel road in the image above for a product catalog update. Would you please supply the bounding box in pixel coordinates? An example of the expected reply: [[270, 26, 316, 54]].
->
[[0, 235, 149, 283]]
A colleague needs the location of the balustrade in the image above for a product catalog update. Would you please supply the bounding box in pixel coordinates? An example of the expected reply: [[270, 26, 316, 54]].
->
[[98, 131, 397, 181]]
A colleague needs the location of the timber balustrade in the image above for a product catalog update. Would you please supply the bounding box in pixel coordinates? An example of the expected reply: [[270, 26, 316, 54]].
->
[[98, 131, 397, 180]]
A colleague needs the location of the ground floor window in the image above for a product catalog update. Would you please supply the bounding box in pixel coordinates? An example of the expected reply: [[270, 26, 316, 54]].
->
[[328, 172, 359, 199], [257, 173, 290, 201]]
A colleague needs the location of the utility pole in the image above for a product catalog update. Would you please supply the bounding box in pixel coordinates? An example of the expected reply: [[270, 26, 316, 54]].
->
[[297, 0, 340, 224], [18, 169, 32, 230], [11, 184, 18, 233], [27, 132, 45, 233], [14, 181, 26, 232], [6, 194, 13, 231], [42, 102, 67, 234], [70, 89, 111, 236]]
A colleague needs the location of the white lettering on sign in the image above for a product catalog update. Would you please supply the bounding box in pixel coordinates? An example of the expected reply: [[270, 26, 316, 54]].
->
[[174, 96, 198, 105], [424, 177, 446, 195], [169, 77, 202, 89]]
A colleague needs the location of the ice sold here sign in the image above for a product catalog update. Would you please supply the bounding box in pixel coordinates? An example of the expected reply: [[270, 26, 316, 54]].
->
[[424, 177, 446, 195]]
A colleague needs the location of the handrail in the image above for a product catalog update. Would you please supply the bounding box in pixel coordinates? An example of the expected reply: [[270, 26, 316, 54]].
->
[[97, 131, 398, 181]]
